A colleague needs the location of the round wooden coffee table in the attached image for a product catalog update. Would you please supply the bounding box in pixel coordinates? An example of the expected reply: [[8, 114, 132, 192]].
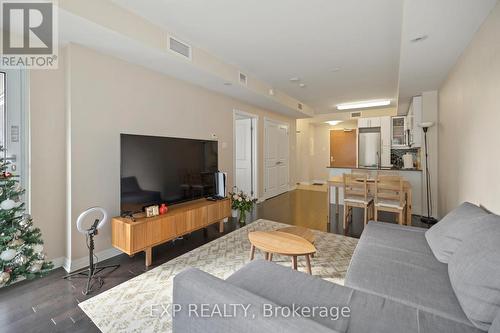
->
[[248, 231, 316, 274]]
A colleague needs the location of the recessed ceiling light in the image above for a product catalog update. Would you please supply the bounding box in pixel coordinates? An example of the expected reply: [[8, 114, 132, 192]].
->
[[325, 120, 342, 126], [289, 77, 300, 82], [299, 83, 306, 88], [410, 35, 428, 43], [223, 82, 232, 86], [336, 99, 391, 110]]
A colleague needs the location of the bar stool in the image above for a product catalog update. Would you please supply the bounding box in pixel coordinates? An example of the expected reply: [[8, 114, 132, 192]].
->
[[374, 175, 406, 224], [342, 173, 374, 229]]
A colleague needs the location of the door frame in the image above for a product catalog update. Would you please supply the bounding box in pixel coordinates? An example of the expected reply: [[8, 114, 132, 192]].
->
[[233, 109, 258, 199], [1, 68, 30, 211], [263, 117, 290, 200]]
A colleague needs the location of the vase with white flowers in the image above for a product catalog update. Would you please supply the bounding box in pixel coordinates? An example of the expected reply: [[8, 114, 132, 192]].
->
[[229, 189, 257, 225]]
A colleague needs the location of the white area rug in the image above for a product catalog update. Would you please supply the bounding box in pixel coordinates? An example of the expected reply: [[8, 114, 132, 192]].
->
[[79, 219, 358, 332]]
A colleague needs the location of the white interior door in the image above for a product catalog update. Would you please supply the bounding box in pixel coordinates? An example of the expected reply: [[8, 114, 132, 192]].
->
[[264, 119, 289, 198], [235, 118, 252, 195]]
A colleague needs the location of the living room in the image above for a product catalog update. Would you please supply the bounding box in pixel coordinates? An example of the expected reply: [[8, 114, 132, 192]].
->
[[0, 0, 499, 332]]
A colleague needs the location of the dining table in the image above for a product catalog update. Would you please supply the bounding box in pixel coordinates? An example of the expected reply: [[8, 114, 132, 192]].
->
[[327, 175, 413, 227]]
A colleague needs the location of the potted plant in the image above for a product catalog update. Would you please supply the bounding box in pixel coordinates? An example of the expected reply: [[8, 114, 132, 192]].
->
[[229, 189, 257, 225]]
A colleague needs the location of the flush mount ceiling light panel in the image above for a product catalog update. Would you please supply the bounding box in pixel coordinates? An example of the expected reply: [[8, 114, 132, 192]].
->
[[289, 77, 300, 82], [325, 120, 342, 126], [299, 83, 306, 88], [336, 99, 391, 111]]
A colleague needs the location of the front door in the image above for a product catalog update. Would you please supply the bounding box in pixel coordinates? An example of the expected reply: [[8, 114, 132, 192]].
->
[[330, 130, 357, 167], [264, 119, 289, 198]]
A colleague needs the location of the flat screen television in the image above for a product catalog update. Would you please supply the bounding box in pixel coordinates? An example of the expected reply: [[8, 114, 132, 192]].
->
[[120, 134, 218, 214]]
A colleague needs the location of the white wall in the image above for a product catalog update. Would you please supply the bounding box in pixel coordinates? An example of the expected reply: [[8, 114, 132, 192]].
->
[[30, 43, 298, 266], [30, 51, 67, 262], [438, 2, 500, 215]]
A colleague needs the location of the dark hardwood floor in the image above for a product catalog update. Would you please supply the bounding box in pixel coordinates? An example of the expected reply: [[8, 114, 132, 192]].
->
[[0, 188, 428, 332]]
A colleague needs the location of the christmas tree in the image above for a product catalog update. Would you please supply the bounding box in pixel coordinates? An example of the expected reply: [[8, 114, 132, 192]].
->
[[0, 148, 52, 287]]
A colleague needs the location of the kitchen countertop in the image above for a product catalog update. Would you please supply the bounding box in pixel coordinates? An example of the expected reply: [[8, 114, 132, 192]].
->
[[326, 166, 422, 172]]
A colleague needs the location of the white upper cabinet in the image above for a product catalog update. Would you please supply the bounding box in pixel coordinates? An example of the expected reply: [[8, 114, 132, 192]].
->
[[408, 96, 422, 147], [357, 118, 370, 128], [357, 117, 381, 128], [380, 116, 391, 147], [369, 117, 381, 127], [391, 116, 408, 147]]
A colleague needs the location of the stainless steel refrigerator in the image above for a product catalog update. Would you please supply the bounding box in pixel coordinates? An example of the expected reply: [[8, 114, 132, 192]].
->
[[358, 128, 381, 168]]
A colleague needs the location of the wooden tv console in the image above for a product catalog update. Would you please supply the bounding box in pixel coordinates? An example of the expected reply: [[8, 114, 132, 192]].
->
[[111, 198, 231, 266]]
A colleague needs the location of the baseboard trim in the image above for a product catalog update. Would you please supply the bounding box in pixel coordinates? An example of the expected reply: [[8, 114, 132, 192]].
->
[[50, 256, 66, 270], [61, 247, 123, 273]]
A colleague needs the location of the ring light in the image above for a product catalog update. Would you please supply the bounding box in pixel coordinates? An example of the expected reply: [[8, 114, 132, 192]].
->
[[76, 207, 108, 234]]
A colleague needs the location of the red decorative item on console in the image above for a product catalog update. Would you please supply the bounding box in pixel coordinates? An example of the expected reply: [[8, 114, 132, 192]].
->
[[159, 203, 168, 215]]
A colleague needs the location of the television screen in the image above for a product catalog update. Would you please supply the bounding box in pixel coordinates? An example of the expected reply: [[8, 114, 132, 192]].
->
[[120, 134, 218, 214]]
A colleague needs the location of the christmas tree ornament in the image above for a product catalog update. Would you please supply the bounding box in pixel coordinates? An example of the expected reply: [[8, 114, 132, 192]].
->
[[0, 199, 15, 210], [8, 238, 24, 247], [0, 272, 10, 285], [28, 261, 43, 273], [32, 244, 44, 253], [13, 254, 27, 266], [0, 249, 17, 261], [12, 183, 22, 192]]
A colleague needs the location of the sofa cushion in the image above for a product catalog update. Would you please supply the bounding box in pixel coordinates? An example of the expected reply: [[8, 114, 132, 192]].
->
[[228, 260, 483, 333], [448, 214, 500, 331], [172, 266, 336, 333], [345, 222, 473, 328], [425, 202, 490, 263]]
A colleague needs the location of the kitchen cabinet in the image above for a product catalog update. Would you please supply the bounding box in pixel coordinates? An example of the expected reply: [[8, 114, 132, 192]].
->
[[407, 96, 422, 147], [357, 118, 370, 128], [380, 116, 391, 167], [391, 116, 408, 147], [357, 117, 381, 128]]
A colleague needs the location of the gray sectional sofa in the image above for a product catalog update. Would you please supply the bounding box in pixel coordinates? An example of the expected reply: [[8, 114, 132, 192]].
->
[[172, 202, 500, 333]]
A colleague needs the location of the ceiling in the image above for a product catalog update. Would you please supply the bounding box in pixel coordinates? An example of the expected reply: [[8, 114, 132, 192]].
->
[[398, 0, 498, 112], [113, 0, 403, 114], [113, 0, 497, 115]]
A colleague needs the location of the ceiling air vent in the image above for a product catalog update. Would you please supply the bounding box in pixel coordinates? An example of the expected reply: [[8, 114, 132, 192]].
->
[[168, 36, 192, 60], [298, 103, 303, 110], [350, 111, 362, 118], [239, 72, 247, 85]]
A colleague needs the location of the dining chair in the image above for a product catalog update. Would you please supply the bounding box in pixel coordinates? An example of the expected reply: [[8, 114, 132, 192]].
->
[[374, 175, 406, 225], [342, 173, 374, 230]]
